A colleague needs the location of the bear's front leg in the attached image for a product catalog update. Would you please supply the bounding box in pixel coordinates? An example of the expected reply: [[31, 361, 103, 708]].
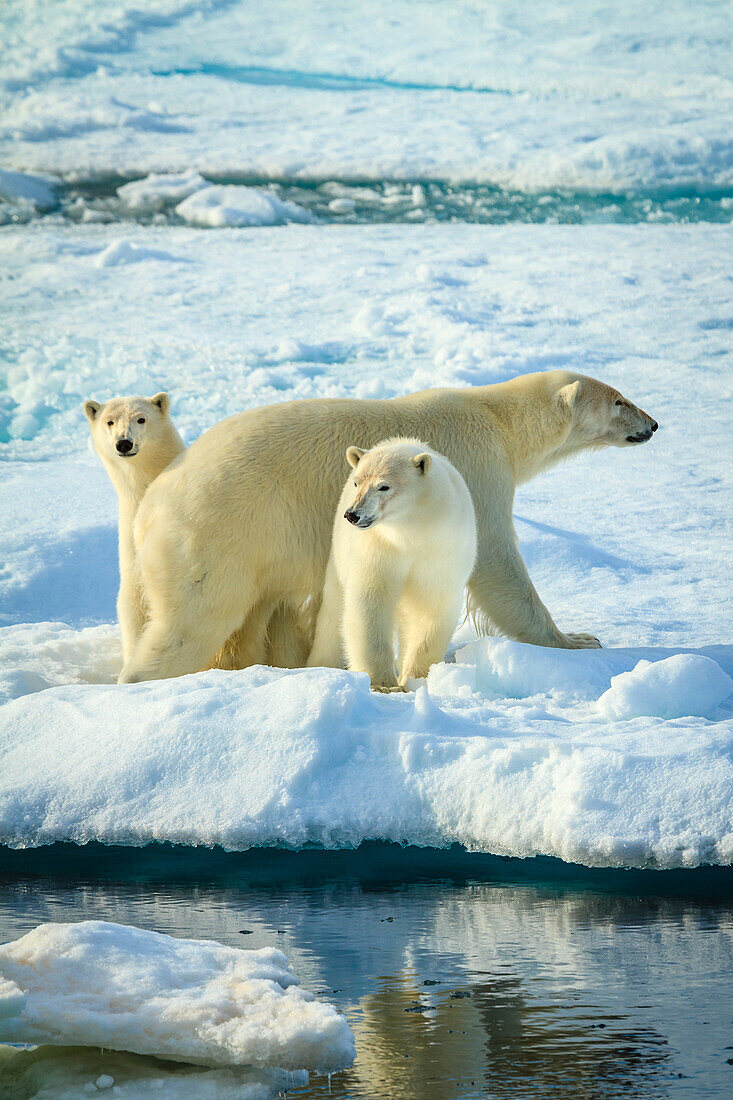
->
[[398, 599, 461, 685], [117, 578, 147, 665], [342, 579, 400, 692], [468, 526, 602, 649]]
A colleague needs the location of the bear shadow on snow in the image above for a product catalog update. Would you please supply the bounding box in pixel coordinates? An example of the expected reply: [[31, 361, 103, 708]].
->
[[0, 526, 118, 628]]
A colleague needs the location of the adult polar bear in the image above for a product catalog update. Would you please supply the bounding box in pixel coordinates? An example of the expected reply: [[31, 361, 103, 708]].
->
[[120, 371, 658, 683]]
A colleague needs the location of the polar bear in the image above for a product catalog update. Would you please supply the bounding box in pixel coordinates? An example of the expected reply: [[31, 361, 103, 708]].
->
[[120, 370, 658, 683], [308, 439, 477, 691], [84, 393, 185, 662], [85, 392, 308, 673]]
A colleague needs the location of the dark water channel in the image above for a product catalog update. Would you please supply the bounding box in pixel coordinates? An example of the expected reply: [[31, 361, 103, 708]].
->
[[1, 843, 732, 1099], [3, 175, 733, 228]]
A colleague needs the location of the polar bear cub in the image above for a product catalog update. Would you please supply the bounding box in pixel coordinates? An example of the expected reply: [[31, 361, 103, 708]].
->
[[84, 392, 184, 663], [308, 438, 477, 691]]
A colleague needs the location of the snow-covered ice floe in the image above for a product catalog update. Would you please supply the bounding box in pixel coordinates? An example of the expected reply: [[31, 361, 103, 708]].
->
[[0, 222, 731, 871], [0, 631, 731, 869], [0, 920, 355, 1077]]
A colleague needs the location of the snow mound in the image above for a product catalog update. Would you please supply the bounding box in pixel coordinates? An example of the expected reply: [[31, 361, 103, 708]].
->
[[0, 623, 120, 707], [117, 172, 208, 213], [597, 654, 733, 722], [0, 921, 355, 1074], [175, 186, 312, 228], [94, 239, 186, 267], [0, 633, 732, 868]]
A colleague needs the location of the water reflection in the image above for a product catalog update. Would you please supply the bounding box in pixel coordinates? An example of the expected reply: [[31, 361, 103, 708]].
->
[[0, 1045, 304, 1099], [0, 844, 731, 1099]]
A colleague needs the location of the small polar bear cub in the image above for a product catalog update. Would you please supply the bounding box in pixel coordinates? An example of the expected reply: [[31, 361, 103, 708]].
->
[[308, 438, 477, 692], [84, 392, 184, 663]]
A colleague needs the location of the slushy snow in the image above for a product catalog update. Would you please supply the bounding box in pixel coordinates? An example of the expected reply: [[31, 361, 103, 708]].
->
[[0, 920, 355, 1073]]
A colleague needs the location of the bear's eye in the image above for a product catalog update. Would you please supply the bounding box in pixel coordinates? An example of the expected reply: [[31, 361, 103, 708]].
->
[[137, 417, 146, 424], [614, 399, 623, 407], [378, 484, 389, 491], [107, 419, 114, 426]]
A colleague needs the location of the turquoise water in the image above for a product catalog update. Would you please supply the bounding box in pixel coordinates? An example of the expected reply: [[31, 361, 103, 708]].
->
[[1, 843, 732, 1099]]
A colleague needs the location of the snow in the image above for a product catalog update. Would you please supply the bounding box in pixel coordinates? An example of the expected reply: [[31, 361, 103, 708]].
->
[[174, 185, 312, 228], [1, 2, 731, 192], [0, 920, 355, 1073], [0, 638, 731, 867], [596, 655, 733, 722], [0, 221, 731, 869], [94, 239, 187, 266]]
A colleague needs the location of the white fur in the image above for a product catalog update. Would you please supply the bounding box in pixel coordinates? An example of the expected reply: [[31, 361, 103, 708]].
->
[[84, 393, 184, 662], [119, 371, 657, 683], [308, 439, 477, 690]]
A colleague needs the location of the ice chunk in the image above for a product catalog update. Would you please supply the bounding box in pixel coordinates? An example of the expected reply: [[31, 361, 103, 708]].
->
[[0, 921, 356, 1073], [175, 186, 312, 228], [0, 168, 59, 211], [597, 654, 733, 721], [117, 172, 208, 213]]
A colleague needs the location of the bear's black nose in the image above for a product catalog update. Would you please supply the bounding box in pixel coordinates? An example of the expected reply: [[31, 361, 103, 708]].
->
[[651, 421, 658, 432], [116, 439, 133, 455], [344, 509, 359, 525]]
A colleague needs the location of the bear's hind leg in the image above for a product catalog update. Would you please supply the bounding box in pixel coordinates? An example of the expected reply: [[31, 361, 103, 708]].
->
[[267, 601, 314, 669], [119, 596, 247, 683]]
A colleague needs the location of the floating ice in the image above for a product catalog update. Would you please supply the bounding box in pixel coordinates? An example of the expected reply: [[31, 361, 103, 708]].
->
[[0, 921, 355, 1073], [175, 186, 312, 228], [117, 172, 207, 213], [0, 168, 59, 211]]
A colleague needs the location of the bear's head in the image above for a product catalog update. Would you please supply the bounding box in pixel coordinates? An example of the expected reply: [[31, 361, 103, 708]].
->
[[83, 392, 172, 465], [342, 438, 433, 530], [559, 377, 658, 448]]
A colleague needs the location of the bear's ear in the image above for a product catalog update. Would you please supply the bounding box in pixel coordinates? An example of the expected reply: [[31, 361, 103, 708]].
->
[[558, 381, 580, 409], [83, 400, 101, 421], [413, 452, 432, 475], [150, 392, 170, 415], [346, 446, 365, 469]]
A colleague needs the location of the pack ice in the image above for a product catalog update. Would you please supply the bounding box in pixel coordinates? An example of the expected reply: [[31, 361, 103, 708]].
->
[[0, 920, 355, 1076]]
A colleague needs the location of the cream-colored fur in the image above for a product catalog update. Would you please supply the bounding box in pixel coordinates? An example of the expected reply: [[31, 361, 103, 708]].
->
[[120, 370, 657, 683], [84, 393, 184, 662], [308, 439, 477, 690]]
